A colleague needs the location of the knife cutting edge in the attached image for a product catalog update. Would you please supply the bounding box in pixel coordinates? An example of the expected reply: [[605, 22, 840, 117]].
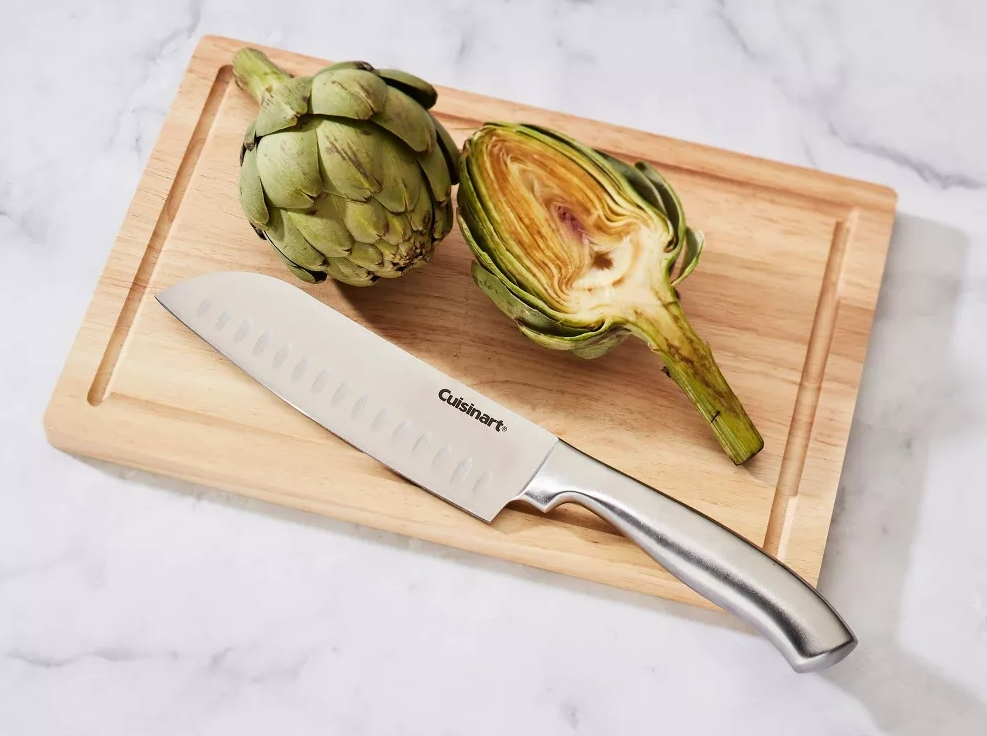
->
[[156, 271, 856, 673]]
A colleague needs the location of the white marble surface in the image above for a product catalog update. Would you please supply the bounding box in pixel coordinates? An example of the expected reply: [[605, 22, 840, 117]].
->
[[2, 1, 986, 733]]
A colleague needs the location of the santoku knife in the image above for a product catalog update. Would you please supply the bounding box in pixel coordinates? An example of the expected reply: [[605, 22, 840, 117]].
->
[[156, 271, 856, 672]]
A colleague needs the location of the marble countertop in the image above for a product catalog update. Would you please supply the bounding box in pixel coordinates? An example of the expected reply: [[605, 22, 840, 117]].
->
[[2, 1, 986, 733]]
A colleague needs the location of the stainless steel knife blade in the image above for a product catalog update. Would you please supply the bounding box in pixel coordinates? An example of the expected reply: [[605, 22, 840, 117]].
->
[[157, 270, 556, 522], [156, 271, 857, 673]]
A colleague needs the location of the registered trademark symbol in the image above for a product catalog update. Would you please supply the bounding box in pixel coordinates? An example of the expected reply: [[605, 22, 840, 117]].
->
[[501, 424, 508, 432]]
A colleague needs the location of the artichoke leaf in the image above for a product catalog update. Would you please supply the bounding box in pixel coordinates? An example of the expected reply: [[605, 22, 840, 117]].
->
[[377, 268, 407, 279], [671, 228, 704, 287], [242, 121, 257, 156], [459, 214, 595, 334], [431, 114, 461, 185], [269, 244, 325, 284], [283, 196, 353, 259], [254, 76, 312, 136], [471, 261, 592, 338], [416, 143, 452, 204], [238, 146, 269, 226], [339, 196, 387, 244], [408, 182, 432, 233], [635, 161, 687, 251], [310, 67, 387, 119], [315, 118, 383, 202], [636, 161, 692, 279], [455, 160, 529, 288], [569, 329, 632, 359], [457, 191, 570, 320], [312, 61, 373, 74], [596, 151, 667, 218], [391, 239, 415, 266], [453, 193, 518, 284], [433, 198, 453, 239], [254, 100, 297, 138], [517, 321, 629, 359], [373, 131, 422, 213], [265, 209, 327, 271], [374, 68, 438, 109], [373, 237, 400, 261], [348, 241, 385, 269], [325, 256, 375, 286], [380, 207, 413, 246], [373, 86, 436, 154], [254, 124, 322, 208]]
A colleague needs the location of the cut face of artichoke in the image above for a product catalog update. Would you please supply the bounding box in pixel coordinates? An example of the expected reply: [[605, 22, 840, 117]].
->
[[468, 127, 674, 325], [458, 123, 763, 464]]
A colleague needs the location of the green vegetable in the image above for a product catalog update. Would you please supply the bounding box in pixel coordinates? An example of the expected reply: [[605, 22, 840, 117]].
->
[[232, 48, 460, 285], [457, 122, 763, 464]]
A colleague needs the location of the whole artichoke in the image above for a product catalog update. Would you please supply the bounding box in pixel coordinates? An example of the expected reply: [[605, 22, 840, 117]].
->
[[457, 122, 763, 464], [232, 48, 460, 285]]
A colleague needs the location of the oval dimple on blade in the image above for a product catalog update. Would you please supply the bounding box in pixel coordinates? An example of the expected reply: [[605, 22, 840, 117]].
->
[[292, 355, 309, 382], [432, 444, 452, 470], [332, 382, 350, 407], [413, 432, 431, 454], [392, 420, 411, 443], [451, 457, 473, 484], [473, 470, 493, 495], [216, 309, 231, 330], [253, 330, 273, 356], [371, 407, 389, 432], [234, 317, 253, 344], [312, 369, 331, 394], [272, 343, 292, 368], [352, 393, 371, 419]]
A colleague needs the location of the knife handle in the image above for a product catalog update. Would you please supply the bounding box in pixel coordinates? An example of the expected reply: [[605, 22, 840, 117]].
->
[[516, 441, 856, 673]]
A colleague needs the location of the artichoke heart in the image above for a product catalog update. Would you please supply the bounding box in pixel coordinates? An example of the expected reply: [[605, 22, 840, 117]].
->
[[458, 123, 763, 464], [232, 48, 460, 286]]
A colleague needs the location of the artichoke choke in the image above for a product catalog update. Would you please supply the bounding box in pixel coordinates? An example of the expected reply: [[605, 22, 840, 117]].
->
[[457, 122, 763, 464], [233, 48, 460, 286]]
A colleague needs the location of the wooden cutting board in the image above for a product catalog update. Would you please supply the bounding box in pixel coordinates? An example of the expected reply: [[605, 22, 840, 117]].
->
[[44, 35, 897, 611]]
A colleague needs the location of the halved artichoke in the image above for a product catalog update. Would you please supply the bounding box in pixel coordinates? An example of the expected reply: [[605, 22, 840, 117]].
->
[[457, 122, 763, 464]]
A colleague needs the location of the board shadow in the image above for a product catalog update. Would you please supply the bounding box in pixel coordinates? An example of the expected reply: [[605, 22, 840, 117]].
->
[[819, 213, 986, 734]]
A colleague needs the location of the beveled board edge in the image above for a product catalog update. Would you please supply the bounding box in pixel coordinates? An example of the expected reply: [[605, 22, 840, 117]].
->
[[777, 205, 897, 584], [45, 40, 229, 421], [44, 34, 898, 606]]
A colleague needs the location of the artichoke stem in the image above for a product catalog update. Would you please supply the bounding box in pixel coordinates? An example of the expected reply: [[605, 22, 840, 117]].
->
[[233, 48, 291, 102], [638, 307, 764, 465]]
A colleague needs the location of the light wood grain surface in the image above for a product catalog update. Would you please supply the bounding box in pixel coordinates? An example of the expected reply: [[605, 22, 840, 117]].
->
[[44, 35, 897, 610]]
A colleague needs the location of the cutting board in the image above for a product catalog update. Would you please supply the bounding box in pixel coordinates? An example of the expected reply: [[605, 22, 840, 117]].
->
[[44, 35, 897, 611]]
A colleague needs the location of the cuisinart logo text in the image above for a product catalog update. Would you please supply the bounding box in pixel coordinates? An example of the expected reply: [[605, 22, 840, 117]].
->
[[438, 389, 507, 432]]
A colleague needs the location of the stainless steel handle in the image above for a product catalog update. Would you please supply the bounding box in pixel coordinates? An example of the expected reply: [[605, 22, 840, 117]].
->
[[516, 441, 856, 673]]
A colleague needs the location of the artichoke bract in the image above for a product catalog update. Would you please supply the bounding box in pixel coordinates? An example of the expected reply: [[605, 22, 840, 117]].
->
[[457, 122, 763, 464], [232, 48, 460, 285]]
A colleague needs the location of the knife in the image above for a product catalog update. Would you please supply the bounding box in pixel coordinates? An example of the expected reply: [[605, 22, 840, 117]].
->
[[156, 271, 855, 672]]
